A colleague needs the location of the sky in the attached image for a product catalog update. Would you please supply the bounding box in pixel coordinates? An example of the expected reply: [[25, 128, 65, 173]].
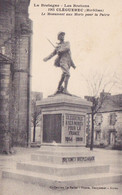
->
[[29, 0, 122, 98]]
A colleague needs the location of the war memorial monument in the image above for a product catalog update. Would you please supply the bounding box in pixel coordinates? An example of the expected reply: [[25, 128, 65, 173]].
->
[[2, 32, 122, 188]]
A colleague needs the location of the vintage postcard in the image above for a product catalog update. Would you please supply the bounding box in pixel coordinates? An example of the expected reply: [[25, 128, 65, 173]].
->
[[0, 0, 122, 194]]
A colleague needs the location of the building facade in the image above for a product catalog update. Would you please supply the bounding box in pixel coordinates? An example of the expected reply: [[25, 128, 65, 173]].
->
[[0, 0, 32, 152], [86, 93, 122, 148]]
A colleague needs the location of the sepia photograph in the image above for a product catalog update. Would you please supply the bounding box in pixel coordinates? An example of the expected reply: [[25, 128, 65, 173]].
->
[[0, 0, 122, 194]]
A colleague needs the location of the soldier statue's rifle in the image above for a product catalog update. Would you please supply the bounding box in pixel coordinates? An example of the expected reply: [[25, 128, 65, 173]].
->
[[46, 38, 56, 48]]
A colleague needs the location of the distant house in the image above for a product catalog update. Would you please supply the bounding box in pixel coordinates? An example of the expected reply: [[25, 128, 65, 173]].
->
[[86, 92, 122, 148]]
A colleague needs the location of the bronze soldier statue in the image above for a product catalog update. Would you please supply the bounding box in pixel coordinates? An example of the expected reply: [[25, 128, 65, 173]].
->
[[43, 32, 76, 94]]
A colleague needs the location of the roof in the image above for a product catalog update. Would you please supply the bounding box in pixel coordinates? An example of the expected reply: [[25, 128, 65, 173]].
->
[[99, 94, 122, 113], [86, 93, 122, 113]]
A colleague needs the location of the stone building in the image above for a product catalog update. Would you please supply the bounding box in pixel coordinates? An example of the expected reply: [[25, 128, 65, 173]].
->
[[86, 92, 122, 148], [0, 0, 32, 153]]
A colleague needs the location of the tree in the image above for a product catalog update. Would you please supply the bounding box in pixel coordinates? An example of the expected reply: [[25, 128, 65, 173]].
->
[[83, 72, 117, 150], [114, 73, 122, 91], [31, 99, 41, 142]]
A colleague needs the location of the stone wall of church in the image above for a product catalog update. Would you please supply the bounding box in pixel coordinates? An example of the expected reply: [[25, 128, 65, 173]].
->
[[0, 61, 12, 153], [0, 0, 32, 150]]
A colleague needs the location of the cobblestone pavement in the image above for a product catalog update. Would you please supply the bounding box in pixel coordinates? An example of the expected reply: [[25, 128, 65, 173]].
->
[[0, 147, 122, 195]]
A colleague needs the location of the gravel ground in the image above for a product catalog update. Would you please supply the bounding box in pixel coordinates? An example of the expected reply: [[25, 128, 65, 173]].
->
[[0, 147, 122, 195]]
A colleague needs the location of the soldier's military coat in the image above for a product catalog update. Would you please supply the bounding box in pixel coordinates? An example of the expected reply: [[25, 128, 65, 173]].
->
[[46, 41, 75, 76]]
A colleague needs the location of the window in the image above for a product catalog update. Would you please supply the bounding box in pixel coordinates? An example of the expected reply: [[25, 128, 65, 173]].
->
[[109, 113, 117, 126]]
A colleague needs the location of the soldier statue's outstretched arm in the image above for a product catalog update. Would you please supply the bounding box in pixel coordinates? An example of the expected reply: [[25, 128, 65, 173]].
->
[[43, 50, 57, 62]]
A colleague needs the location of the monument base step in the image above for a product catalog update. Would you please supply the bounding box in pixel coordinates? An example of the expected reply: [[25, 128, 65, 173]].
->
[[2, 169, 122, 187], [31, 146, 95, 164], [35, 146, 94, 155], [17, 161, 109, 176], [31, 153, 95, 164]]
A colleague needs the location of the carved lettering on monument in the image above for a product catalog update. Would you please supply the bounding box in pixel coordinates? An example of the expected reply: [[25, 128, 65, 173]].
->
[[65, 137, 73, 142], [69, 131, 80, 135], [62, 156, 95, 163], [76, 137, 83, 141], [64, 114, 85, 144]]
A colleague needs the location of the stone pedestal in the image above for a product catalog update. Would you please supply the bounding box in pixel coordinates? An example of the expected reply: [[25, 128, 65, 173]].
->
[[37, 94, 91, 147], [2, 94, 122, 187]]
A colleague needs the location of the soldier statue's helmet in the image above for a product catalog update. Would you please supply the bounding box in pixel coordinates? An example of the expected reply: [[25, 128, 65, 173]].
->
[[57, 32, 65, 40]]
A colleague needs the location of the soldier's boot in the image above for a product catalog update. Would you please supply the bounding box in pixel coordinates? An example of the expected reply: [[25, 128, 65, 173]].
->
[[63, 75, 70, 94], [57, 74, 65, 91]]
